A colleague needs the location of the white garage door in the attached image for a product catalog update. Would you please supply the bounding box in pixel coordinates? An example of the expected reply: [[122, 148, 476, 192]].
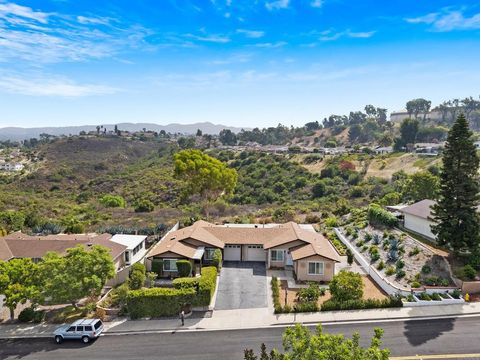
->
[[246, 245, 266, 262], [224, 245, 241, 261]]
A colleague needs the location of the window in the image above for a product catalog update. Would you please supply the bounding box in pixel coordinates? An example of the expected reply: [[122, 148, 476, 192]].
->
[[248, 245, 263, 249], [125, 251, 130, 263], [204, 248, 215, 260], [94, 321, 103, 330], [308, 262, 324, 275], [76, 326, 84, 332], [271, 250, 284, 262], [85, 326, 92, 331], [67, 326, 76, 332], [163, 259, 178, 272]]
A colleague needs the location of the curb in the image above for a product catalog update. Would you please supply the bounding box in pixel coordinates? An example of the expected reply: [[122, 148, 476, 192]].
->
[[2, 311, 480, 340]]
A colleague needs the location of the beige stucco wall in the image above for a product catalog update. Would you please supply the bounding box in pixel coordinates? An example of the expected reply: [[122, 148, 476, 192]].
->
[[268, 241, 307, 268], [294, 255, 335, 282], [404, 214, 435, 240]]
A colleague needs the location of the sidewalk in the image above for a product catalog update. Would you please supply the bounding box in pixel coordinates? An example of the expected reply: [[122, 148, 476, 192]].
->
[[2, 303, 480, 339]]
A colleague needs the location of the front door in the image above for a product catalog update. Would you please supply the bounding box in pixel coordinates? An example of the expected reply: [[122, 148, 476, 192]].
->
[[286, 251, 293, 266]]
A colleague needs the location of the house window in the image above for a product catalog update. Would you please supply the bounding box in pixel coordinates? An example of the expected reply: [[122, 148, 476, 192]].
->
[[308, 262, 324, 275], [163, 259, 178, 272], [125, 251, 130, 263], [271, 250, 284, 262], [204, 248, 215, 260]]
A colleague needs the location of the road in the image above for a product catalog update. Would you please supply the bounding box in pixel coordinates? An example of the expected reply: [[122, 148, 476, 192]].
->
[[1, 317, 480, 359]]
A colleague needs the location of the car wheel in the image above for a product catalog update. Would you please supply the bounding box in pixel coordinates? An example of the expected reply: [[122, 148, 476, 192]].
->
[[82, 336, 90, 344], [55, 335, 63, 344]]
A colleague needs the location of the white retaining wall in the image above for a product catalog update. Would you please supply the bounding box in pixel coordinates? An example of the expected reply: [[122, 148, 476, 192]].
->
[[334, 228, 460, 298]]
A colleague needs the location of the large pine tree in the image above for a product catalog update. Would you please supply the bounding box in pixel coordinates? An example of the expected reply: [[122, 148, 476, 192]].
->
[[432, 113, 480, 257]]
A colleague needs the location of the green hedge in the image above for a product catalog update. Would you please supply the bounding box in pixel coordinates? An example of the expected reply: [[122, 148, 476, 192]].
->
[[320, 296, 403, 311], [127, 287, 196, 319], [194, 266, 217, 307], [176, 260, 192, 277], [367, 204, 398, 228], [172, 277, 199, 290], [151, 259, 163, 277], [271, 277, 282, 313]]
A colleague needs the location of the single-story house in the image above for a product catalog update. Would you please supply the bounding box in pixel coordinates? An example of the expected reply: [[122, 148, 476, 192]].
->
[[374, 146, 393, 155], [0, 232, 147, 285], [398, 199, 436, 240], [147, 220, 340, 282]]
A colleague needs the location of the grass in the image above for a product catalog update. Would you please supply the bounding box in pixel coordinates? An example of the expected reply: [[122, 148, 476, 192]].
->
[[46, 305, 90, 324]]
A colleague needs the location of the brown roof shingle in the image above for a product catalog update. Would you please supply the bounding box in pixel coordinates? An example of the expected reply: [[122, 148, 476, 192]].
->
[[400, 199, 436, 219]]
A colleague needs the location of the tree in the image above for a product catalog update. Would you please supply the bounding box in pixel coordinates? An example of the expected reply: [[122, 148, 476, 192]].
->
[[196, 129, 203, 137], [177, 137, 196, 149], [134, 199, 154, 213], [40, 245, 115, 308], [403, 171, 439, 202], [329, 270, 363, 301], [61, 216, 85, 234], [129, 263, 146, 290], [244, 324, 389, 360], [176, 260, 192, 277], [212, 249, 222, 270], [174, 149, 238, 202], [406, 98, 431, 120], [394, 118, 419, 151], [0, 259, 41, 320], [432, 114, 480, 258], [219, 129, 237, 146]]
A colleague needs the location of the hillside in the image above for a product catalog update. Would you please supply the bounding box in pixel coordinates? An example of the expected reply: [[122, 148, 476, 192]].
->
[[0, 122, 247, 141]]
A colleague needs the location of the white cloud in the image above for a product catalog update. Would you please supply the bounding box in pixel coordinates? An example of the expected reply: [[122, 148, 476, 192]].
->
[[347, 31, 376, 38], [0, 74, 119, 97], [76, 15, 112, 25], [310, 0, 323, 8], [186, 33, 231, 43], [319, 29, 375, 41], [236, 29, 265, 38], [252, 41, 287, 48], [265, 0, 289, 11], [406, 9, 480, 32], [0, 2, 50, 24]]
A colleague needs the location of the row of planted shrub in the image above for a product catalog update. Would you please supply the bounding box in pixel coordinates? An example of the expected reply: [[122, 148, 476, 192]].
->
[[127, 266, 217, 319], [320, 296, 403, 311], [272, 277, 320, 313]]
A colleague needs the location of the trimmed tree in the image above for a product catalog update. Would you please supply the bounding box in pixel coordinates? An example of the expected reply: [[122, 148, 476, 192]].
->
[[129, 263, 146, 290], [329, 270, 363, 302], [176, 260, 192, 277], [432, 113, 480, 259]]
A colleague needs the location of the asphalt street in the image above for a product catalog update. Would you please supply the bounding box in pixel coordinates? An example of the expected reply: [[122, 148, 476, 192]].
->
[[1, 317, 480, 360]]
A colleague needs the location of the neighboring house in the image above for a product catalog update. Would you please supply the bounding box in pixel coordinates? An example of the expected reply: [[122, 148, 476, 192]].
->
[[374, 146, 393, 155], [398, 199, 436, 240], [0, 162, 24, 171], [0, 232, 146, 286], [147, 220, 340, 282]]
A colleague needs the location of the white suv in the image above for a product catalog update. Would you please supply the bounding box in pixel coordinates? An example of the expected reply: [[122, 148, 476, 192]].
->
[[53, 318, 104, 344]]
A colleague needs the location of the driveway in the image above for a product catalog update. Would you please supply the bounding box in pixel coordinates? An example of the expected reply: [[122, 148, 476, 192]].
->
[[215, 261, 267, 310]]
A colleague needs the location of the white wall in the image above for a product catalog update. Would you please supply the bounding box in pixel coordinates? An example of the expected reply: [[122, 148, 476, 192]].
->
[[404, 214, 435, 240]]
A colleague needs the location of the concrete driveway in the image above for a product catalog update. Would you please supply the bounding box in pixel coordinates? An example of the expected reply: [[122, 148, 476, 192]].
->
[[214, 261, 267, 310]]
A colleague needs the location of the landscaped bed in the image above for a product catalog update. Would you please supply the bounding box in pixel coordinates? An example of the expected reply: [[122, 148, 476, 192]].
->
[[339, 224, 454, 289]]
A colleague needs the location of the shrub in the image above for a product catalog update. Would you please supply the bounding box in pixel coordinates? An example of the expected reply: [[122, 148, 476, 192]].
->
[[99, 194, 126, 208], [321, 296, 402, 311], [324, 216, 338, 228], [305, 214, 321, 223], [151, 259, 163, 276], [451, 289, 461, 299], [423, 276, 449, 287], [134, 199, 154, 213], [176, 260, 192, 277], [296, 283, 325, 303], [129, 263, 146, 290], [194, 266, 217, 307], [329, 271, 363, 301], [364, 233, 372, 242], [417, 292, 431, 301], [127, 287, 196, 319], [346, 249, 354, 265], [367, 204, 398, 227], [431, 293, 442, 301], [212, 249, 222, 270], [173, 277, 199, 290], [18, 308, 35, 322], [372, 234, 381, 245], [462, 265, 477, 280], [396, 260, 404, 270], [377, 260, 385, 271], [271, 277, 282, 314], [405, 294, 416, 302], [327, 232, 347, 256], [385, 266, 395, 276], [95, 307, 106, 321], [411, 281, 421, 288], [293, 301, 318, 313], [396, 269, 406, 278], [408, 247, 420, 257], [421, 265, 432, 274]]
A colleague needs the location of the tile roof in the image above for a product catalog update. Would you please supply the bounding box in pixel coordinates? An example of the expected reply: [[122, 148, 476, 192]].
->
[[148, 221, 340, 262], [0, 233, 126, 261], [400, 199, 436, 219]]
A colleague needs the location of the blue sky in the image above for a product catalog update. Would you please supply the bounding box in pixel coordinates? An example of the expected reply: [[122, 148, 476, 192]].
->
[[1, 0, 480, 128]]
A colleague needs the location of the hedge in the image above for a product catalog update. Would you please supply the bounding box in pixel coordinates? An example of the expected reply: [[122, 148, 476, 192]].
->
[[367, 204, 398, 228], [271, 277, 282, 313], [151, 259, 163, 277], [127, 287, 196, 319], [194, 266, 217, 307], [320, 296, 403, 312], [176, 260, 192, 277], [172, 277, 199, 290]]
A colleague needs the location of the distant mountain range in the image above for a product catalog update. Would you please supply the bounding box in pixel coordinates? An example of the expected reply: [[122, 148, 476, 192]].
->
[[0, 122, 248, 141]]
